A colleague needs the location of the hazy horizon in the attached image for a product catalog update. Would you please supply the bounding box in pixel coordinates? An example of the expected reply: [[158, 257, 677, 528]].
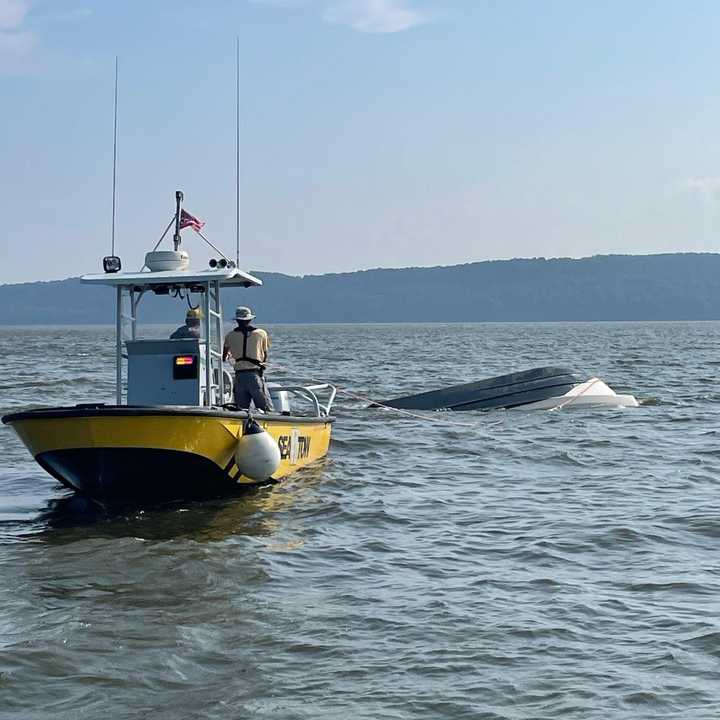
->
[[3, 248, 720, 287]]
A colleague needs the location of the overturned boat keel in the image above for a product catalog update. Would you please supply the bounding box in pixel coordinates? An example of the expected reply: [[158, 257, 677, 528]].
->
[[377, 367, 638, 412]]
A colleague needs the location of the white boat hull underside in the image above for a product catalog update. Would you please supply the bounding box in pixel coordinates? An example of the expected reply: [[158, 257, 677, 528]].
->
[[514, 378, 639, 410]]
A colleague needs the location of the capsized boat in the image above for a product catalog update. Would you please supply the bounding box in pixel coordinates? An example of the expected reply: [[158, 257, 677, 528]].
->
[[376, 366, 638, 412], [2, 193, 336, 500]]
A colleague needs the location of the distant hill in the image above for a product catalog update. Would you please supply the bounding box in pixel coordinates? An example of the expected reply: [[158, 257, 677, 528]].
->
[[2, 253, 720, 324]]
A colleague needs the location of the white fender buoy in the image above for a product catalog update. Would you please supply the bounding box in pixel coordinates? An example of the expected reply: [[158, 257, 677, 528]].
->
[[235, 419, 281, 481]]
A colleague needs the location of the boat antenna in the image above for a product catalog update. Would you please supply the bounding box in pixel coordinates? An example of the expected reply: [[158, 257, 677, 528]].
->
[[173, 190, 184, 250], [235, 35, 240, 267], [111, 56, 119, 257]]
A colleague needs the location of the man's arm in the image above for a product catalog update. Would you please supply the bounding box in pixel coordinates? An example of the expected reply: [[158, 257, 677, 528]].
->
[[263, 331, 271, 361]]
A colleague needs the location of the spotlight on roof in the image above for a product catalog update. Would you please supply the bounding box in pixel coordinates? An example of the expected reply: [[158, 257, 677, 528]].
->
[[103, 256, 122, 274]]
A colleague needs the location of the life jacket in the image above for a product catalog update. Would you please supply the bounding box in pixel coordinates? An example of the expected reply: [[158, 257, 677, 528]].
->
[[232, 324, 266, 369]]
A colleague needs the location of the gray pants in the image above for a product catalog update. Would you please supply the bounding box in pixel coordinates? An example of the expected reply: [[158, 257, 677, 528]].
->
[[234, 370, 274, 411]]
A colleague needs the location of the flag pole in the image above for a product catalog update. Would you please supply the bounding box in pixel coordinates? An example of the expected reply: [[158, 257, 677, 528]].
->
[[173, 190, 183, 250]]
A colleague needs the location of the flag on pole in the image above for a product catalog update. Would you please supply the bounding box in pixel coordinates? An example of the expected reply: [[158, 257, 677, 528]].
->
[[179, 209, 205, 232]]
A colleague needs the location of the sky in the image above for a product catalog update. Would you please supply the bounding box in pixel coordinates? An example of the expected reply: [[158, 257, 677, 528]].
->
[[3, 0, 720, 283]]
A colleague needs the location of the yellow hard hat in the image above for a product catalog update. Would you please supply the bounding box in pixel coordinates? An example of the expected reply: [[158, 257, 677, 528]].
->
[[186, 307, 203, 321]]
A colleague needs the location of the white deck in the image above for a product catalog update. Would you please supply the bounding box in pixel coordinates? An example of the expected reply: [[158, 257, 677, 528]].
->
[[81, 267, 262, 288]]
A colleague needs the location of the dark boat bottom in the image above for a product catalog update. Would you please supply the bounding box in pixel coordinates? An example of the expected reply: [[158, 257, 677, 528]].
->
[[37, 448, 240, 500], [378, 366, 583, 412]]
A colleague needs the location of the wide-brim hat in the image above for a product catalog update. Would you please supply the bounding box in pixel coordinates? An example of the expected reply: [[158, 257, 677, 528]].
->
[[235, 306, 256, 321]]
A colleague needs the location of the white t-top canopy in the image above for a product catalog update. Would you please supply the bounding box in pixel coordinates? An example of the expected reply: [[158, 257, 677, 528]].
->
[[81, 267, 263, 289]]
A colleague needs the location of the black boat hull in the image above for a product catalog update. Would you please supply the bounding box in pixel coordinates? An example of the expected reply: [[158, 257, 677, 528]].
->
[[378, 367, 583, 412]]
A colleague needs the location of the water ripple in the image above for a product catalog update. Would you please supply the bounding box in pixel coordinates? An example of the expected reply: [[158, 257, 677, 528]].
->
[[1, 322, 720, 718]]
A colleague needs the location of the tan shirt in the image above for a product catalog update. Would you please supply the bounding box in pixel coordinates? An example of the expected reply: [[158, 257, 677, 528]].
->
[[224, 327, 270, 371]]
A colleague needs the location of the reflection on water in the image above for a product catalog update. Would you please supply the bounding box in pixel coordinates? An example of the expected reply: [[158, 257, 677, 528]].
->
[[33, 462, 329, 545]]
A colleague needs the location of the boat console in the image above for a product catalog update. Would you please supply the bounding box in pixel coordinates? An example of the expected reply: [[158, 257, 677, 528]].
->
[[127, 339, 206, 406]]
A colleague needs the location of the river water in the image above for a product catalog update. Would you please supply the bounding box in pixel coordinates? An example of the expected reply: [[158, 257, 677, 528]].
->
[[1, 322, 719, 719]]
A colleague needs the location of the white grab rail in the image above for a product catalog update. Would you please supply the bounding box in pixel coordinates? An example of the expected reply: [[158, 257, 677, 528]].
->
[[269, 383, 337, 417]]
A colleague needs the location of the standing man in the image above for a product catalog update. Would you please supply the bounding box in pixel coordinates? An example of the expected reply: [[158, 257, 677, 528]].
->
[[223, 306, 274, 411]]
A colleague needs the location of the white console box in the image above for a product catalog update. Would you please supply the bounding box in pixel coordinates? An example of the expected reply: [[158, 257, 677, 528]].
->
[[126, 339, 204, 406]]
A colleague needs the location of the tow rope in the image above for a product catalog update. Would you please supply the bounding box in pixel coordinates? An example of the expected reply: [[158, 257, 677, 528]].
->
[[266, 363, 503, 430]]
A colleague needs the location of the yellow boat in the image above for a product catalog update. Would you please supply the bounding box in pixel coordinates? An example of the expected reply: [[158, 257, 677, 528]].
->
[[2, 192, 335, 500]]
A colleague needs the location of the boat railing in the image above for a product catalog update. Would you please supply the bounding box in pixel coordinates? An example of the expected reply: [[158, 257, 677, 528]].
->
[[270, 384, 337, 417]]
